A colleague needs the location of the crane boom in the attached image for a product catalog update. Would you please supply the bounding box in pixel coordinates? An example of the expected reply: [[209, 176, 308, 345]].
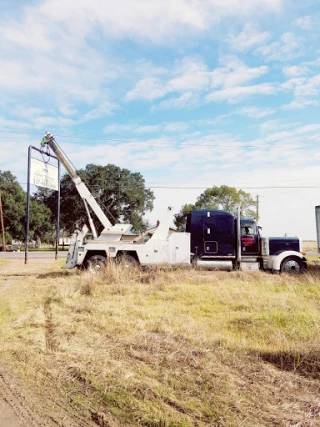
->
[[41, 132, 132, 240]]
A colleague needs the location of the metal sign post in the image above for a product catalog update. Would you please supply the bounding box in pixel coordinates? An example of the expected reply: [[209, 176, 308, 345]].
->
[[0, 191, 6, 252], [25, 146, 60, 264], [316, 206, 320, 253]]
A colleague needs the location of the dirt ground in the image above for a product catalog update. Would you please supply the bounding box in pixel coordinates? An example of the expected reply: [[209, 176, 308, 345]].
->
[[0, 399, 21, 427], [0, 259, 99, 427], [0, 363, 50, 427]]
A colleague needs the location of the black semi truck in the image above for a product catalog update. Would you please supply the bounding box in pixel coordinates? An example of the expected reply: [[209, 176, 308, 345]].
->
[[187, 209, 306, 273]]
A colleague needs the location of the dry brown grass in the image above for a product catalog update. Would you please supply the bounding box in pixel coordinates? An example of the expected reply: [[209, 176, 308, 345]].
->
[[1, 259, 320, 426], [302, 241, 318, 252]]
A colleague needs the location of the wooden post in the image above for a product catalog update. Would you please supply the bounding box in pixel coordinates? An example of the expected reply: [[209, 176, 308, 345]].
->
[[0, 191, 6, 252]]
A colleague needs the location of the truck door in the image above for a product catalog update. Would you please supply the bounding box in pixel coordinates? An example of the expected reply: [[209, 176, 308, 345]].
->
[[203, 212, 235, 256], [241, 223, 260, 255]]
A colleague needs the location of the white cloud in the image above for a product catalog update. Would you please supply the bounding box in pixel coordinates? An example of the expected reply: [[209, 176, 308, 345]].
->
[[103, 121, 189, 135], [206, 83, 277, 103], [36, 0, 284, 43], [103, 124, 134, 134], [226, 23, 270, 52], [264, 124, 320, 143], [257, 32, 303, 61], [210, 56, 268, 88], [126, 56, 211, 101], [131, 55, 272, 107], [31, 116, 76, 129], [294, 14, 320, 30], [0, 0, 284, 116], [58, 104, 78, 117], [294, 75, 320, 97], [281, 99, 318, 110], [125, 78, 167, 101], [134, 125, 160, 134], [167, 56, 210, 92], [164, 123, 189, 132], [11, 106, 45, 120], [155, 93, 198, 110], [282, 65, 309, 77], [238, 106, 276, 118], [82, 101, 117, 121], [281, 74, 320, 109]]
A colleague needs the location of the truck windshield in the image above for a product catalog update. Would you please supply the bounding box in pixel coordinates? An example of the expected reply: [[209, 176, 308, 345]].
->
[[241, 225, 256, 236]]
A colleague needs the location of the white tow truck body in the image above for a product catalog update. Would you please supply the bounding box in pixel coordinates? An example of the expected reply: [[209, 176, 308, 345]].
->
[[40, 133, 190, 270]]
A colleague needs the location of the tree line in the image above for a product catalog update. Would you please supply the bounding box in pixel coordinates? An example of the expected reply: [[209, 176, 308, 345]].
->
[[0, 164, 256, 245]]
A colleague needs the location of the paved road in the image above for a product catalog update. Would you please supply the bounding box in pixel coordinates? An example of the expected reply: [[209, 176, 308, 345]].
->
[[0, 251, 67, 259]]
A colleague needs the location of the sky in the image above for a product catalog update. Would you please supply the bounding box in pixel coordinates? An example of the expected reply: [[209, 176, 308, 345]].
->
[[0, 0, 320, 240]]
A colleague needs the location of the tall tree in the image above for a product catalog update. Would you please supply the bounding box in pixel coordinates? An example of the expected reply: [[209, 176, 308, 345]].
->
[[35, 164, 154, 234], [174, 185, 256, 231], [0, 170, 53, 242]]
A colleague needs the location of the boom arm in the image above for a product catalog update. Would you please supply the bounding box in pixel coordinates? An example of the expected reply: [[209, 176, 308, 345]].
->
[[41, 132, 114, 234]]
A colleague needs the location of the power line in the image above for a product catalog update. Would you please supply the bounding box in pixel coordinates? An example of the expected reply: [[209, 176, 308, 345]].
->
[[0, 128, 312, 148], [146, 186, 320, 189], [16, 182, 320, 190]]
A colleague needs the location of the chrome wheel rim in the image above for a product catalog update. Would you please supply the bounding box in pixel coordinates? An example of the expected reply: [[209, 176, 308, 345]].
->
[[283, 260, 300, 273]]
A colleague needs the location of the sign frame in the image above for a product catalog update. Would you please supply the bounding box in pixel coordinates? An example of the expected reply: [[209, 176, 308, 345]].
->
[[25, 146, 60, 264], [30, 157, 59, 191]]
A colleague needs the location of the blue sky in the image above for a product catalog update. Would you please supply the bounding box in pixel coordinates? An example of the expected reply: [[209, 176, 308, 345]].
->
[[1, 0, 320, 239]]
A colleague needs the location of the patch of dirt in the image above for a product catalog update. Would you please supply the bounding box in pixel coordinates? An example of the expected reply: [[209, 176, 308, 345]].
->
[[0, 258, 59, 276], [0, 364, 53, 426], [0, 361, 103, 427], [0, 398, 23, 427], [0, 260, 100, 426]]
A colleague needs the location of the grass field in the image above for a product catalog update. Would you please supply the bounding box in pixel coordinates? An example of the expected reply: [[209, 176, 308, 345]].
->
[[302, 241, 318, 252], [1, 259, 320, 426]]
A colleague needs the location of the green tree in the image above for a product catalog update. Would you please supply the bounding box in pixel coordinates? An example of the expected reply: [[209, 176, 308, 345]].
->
[[35, 164, 154, 234], [0, 170, 53, 242], [174, 185, 256, 231]]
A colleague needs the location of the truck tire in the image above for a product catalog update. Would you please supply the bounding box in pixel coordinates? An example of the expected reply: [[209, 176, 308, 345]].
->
[[86, 255, 107, 273], [280, 256, 302, 274], [117, 254, 140, 270]]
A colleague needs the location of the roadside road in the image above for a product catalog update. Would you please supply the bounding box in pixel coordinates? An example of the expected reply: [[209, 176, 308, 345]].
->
[[0, 251, 67, 259]]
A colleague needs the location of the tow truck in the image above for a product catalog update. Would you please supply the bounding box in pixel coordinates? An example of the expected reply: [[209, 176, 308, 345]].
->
[[41, 132, 307, 274]]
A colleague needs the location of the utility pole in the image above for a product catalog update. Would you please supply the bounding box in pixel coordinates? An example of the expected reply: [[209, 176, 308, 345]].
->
[[256, 195, 260, 222], [0, 191, 6, 252]]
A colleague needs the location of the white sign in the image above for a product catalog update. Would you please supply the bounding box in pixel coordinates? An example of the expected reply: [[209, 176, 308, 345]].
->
[[30, 158, 59, 191]]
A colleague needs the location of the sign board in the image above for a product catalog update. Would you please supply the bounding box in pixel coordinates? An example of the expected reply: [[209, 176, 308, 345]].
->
[[30, 157, 59, 191]]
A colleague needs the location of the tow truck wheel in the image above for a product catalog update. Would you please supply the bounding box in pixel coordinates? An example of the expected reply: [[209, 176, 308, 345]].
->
[[117, 254, 140, 270], [280, 256, 302, 274], [86, 255, 107, 273]]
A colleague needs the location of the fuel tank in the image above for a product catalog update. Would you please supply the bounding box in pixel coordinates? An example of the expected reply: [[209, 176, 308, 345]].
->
[[195, 259, 233, 271]]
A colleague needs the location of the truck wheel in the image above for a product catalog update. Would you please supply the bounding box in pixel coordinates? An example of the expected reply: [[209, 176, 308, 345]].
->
[[86, 255, 106, 273], [117, 254, 140, 269], [280, 256, 302, 274]]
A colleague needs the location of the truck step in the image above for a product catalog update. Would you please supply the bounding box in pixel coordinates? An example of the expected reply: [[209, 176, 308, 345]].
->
[[240, 262, 260, 271]]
